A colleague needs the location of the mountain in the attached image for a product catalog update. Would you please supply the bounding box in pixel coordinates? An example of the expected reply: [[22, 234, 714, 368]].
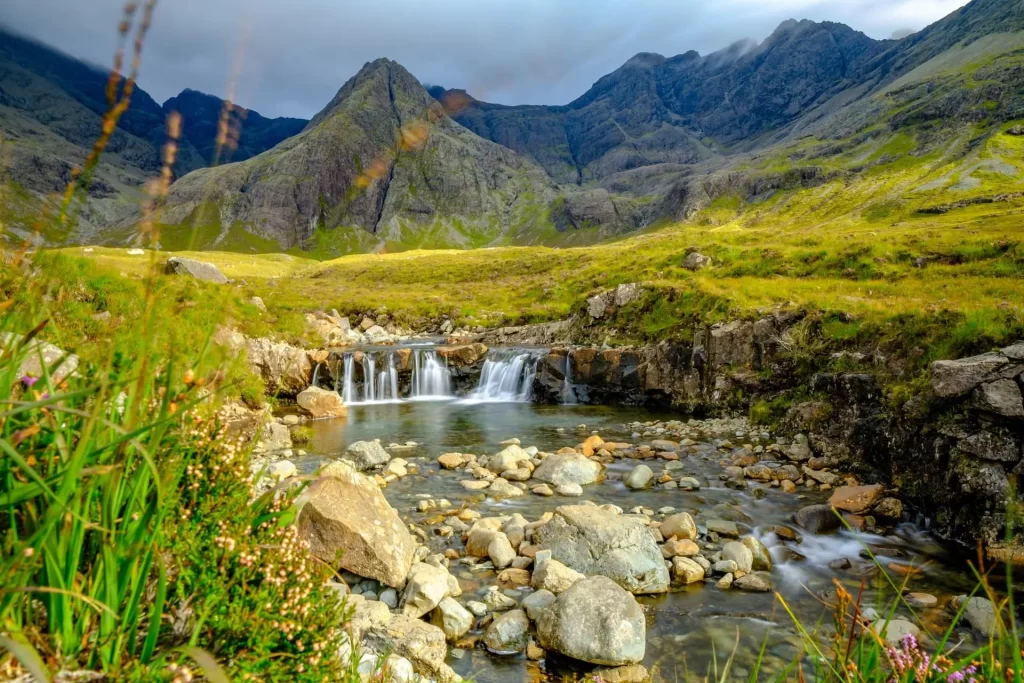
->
[[161, 89, 307, 166], [0, 27, 306, 243], [4, 0, 1024, 252], [155, 59, 557, 253]]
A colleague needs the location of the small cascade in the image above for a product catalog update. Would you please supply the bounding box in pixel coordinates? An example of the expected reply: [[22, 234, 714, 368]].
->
[[410, 350, 453, 399], [375, 353, 400, 401], [311, 361, 324, 388], [339, 354, 355, 403], [363, 354, 376, 402], [561, 351, 577, 405], [464, 349, 542, 403]]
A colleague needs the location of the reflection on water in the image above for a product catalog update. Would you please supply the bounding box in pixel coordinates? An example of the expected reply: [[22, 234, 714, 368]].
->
[[304, 401, 980, 682]]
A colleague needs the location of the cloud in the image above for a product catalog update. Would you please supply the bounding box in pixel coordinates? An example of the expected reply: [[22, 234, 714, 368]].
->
[[3, 0, 969, 118]]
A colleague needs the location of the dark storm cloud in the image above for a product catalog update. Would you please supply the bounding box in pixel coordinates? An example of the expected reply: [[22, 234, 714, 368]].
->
[[3, 0, 969, 119]]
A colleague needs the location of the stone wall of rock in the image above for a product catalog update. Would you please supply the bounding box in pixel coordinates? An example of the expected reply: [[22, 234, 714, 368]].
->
[[533, 312, 798, 409], [783, 344, 1023, 561]]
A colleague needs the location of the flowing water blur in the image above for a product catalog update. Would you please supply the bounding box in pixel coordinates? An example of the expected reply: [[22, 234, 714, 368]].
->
[[301, 401, 979, 682]]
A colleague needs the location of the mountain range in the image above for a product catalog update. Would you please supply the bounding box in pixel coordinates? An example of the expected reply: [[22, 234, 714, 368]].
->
[[2, 0, 1023, 253]]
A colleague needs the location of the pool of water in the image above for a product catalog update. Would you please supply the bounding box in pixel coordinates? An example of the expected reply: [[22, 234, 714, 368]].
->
[[303, 401, 981, 682]]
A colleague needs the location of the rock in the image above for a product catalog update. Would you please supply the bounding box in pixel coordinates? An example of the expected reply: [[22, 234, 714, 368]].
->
[[436, 343, 488, 367], [907, 592, 938, 608], [535, 505, 670, 594], [297, 467, 413, 588], [555, 483, 583, 496], [678, 477, 701, 490], [931, 352, 1009, 398], [487, 445, 533, 474], [243, 337, 313, 396], [531, 559, 585, 594], [625, 465, 655, 490], [164, 256, 228, 283], [489, 478, 525, 498], [497, 568, 531, 589], [345, 440, 391, 470], [438, 453, 465, 469], [803, 467, 840, 486], [744, 464, 773, 481], [781, 480, 797, 493], [732, 574, 772, 592], [587, 294, 609, 319], [536, 576, 645, 666], [431, 597, 473, 640], [345, 595, 393, 640], [465, 601, 487, 617], [794, 504, 840, 534], [661, 538, 700, 558], [522, 589, 557, 621], [682, 252, 712, 271], [12, 338, 80, 386], [488, 532, 517, 569], [267, 460, 297, 481], [532, 452, 602, 487], [401, 563, 452, 617], [717, 573, 734, 589], [741, 536, 773, 571], [483, 609, 530, 654], [722, 541, 753, 573], [829, 484, 884, 514], [650, 439, 679, 452], [672, 557, 705, 584], [461, 479, 490, 491], [953, 596, 999, 637], [364, 614, 458, 683], [296, 386, 348, 419], [660, 512, 697, 541], [483, 588, 518, 611], [713, 560, 739, 574], [971, 379, 1024, 417], [706, 519, 740, 538], [592, 664, 651, 683], [380, 588, 399, 608], [872, 618, 920, 646], [255, 422, 292, 453], [532, 484, 554, 496], [873, 497, 904, 520]]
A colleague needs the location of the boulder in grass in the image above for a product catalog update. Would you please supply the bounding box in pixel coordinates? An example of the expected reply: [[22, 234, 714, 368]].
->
[[165, 256, 228, 284]]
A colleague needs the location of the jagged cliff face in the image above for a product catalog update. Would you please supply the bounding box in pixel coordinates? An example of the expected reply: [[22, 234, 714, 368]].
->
[[159, 60, 557, 251]]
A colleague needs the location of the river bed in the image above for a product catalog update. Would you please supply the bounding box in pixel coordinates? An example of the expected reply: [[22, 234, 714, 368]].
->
[[297, 399, 983, 683]]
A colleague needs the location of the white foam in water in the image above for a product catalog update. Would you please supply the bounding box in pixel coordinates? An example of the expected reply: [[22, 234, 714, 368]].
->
[[461, 349, 542, 404], [410, 350, 453, 399], [760, 527, 891, 587]]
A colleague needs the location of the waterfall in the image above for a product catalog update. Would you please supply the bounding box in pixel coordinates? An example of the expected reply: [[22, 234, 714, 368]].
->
[[375, 353, 400, 401], [363, 354, 376, 402], [561, 352, 577, 405], [340, 354, 355, 403], [311, 361, 324, 388], [463, 349, 541, 403], [410, 350, 453, 399]]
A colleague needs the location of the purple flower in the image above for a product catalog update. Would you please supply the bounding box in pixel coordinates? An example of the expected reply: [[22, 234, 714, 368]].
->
[[21, 374, 38, 387], [947, 672, 965, 683]]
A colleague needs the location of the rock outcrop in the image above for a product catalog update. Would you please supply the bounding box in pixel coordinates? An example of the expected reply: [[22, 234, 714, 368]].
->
[[164, 257, 228, 284]]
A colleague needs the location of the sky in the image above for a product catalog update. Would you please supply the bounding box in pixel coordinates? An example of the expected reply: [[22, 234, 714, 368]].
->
[[3, 0, 970, 120]]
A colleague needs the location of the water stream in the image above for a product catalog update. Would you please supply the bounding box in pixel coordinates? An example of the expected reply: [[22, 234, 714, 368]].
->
[[296, 401, 982, 682]]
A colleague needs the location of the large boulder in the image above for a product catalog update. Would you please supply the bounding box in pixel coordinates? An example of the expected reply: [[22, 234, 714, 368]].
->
[[296, 386, 348, 419], [297, 466, 414, 588], [532, 453, 603, 487], [245, 337, 313, 396], [535, 505, 669, 594], [8, 335, 80, 385], [345, 440, 391, 470], [952, 596, 999, 637], [165, 256, 228, 284], [364, 614, 459, 683], [660, 512, 697, 541], [536, 576, 645, 666]]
